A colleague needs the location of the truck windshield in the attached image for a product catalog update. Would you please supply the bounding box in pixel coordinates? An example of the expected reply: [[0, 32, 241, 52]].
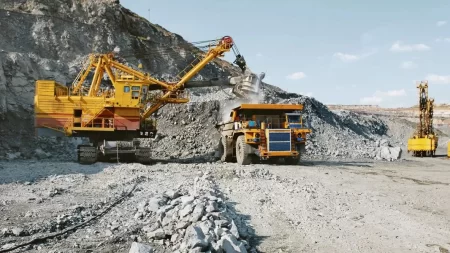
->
[[288, 115, 301, 123]]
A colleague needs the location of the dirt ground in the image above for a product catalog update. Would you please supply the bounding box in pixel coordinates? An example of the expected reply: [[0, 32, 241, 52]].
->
[[0, 152, 449, 253]]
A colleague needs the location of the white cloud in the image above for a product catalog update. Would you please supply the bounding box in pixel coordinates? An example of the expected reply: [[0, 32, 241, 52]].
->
[[256, 52, 263, 57], [426, 74, 450, 84], [333, 50, 376, 63], [437, 20, 447, 27], [286, 72, 306, 80], [360, 96, 383, 104], [333, 52, 360, 62], [400, 61, 417, 69], [435, 37, 450, 43], [300, 92, 313, 97], [384, 89, 407, 97], [360, 89, 407, 105], [390, 41, 430, 52]]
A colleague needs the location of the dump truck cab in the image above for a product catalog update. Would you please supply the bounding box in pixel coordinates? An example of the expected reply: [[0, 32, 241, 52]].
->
[[217, 104, 311, 165]]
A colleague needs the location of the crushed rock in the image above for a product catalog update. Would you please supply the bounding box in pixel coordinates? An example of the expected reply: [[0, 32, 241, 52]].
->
[[129, 171, 256, 253]]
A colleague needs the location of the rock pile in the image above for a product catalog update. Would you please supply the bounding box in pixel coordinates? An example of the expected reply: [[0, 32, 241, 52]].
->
[[143, 90, 405, 162], [131, 171, 255, 253]]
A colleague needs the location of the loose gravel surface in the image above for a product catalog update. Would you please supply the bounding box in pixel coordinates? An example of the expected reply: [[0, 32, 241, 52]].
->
[[1, 155, 449, 253]]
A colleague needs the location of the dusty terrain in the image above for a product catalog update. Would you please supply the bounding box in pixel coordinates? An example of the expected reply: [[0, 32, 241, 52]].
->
[[1, 151, 449, 252], [1, 1, 450, 252]]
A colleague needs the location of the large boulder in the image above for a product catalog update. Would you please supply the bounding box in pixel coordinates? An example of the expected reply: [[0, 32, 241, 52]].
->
[[376, 146, 402, 161]]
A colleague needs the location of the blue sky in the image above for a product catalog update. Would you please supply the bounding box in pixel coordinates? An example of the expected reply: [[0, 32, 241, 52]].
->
[[121, 0, 450, 107]]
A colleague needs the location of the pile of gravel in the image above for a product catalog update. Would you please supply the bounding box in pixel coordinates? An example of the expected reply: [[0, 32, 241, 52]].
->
[[141, 86, 404, 162], [130, 171, 255, 253]]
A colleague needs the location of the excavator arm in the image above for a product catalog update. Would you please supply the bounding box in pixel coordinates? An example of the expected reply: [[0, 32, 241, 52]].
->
[[141, 36, 259, 119], [144, 70, 264, 98]]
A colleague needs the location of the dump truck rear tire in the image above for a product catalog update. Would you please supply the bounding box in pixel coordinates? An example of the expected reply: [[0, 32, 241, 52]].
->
[[236, 135, 252, 165], [219, 137, 233, 162]]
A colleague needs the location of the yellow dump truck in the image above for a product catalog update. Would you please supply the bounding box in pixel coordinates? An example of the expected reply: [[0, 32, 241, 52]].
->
[[216, 103, 311, 165]]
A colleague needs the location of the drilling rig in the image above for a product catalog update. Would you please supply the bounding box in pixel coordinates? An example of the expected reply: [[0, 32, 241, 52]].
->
[[407, 81, 438, 157], [34, 36, 263, 164]]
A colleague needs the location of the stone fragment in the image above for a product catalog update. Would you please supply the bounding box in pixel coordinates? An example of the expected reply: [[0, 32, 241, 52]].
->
[[186, 226, 209, 250], [176, 219, 191, 230], [205, 201, 218, 213], [147, 197, 162, 213], [147, 228, 165, 240], [129, 242, 154, 253], [179, 204, 194, 217], [180, 196, 195, 208], [190, 203, 205, 222], [214, 219, 229, 227], [218, 234, 247, 253], [230, 220, 239, 238], [164, 190, 180, 199], [11, 227, 24, 236]]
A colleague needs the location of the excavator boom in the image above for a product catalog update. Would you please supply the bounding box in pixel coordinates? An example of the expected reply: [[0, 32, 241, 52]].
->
[[140, 36, 258, 119]]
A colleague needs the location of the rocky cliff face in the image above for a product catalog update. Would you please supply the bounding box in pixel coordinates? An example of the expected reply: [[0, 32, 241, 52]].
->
[[0, 0, 238, 158]]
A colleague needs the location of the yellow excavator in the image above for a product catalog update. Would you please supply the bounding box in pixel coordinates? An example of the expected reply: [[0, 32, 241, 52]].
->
[[407, 81, 438, 157], [34, 36, 264, 163]]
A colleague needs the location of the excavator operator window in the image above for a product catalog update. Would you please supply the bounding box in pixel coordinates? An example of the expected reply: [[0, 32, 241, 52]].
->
[[132, 86, 140, 99], [124, 86, 130, 93]]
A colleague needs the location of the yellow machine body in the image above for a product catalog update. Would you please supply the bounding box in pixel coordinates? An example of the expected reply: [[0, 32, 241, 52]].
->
[[407, 136, 438, 152], [407, 81, 438, 157], [447, 142, 450, 158]]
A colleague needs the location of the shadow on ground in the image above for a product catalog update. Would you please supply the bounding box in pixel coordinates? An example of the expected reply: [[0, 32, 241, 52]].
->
[[225, 200, 269, 252], [300, 160, 374, 168], [0, 160, 109, 185]]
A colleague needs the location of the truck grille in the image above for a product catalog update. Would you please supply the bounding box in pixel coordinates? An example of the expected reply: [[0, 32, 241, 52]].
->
[[267, 130, 291, 152]]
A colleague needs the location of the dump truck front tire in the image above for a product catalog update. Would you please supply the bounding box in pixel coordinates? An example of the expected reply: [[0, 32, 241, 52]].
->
[[236, 135, 252, 165], [285, 156, 300, 165]]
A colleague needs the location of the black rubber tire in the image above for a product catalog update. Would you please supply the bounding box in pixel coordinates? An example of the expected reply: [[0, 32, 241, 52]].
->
[[136, 147, 152, 164], [285, 156, 300, 165], [77, 145, 97, 164], [219, 137, 233, 162], [236, 135, 252, 165]]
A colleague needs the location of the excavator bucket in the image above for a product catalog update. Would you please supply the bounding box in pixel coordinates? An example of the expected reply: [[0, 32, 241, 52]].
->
[[230, 70, 265, 99], [183, 69, 265, 99]]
